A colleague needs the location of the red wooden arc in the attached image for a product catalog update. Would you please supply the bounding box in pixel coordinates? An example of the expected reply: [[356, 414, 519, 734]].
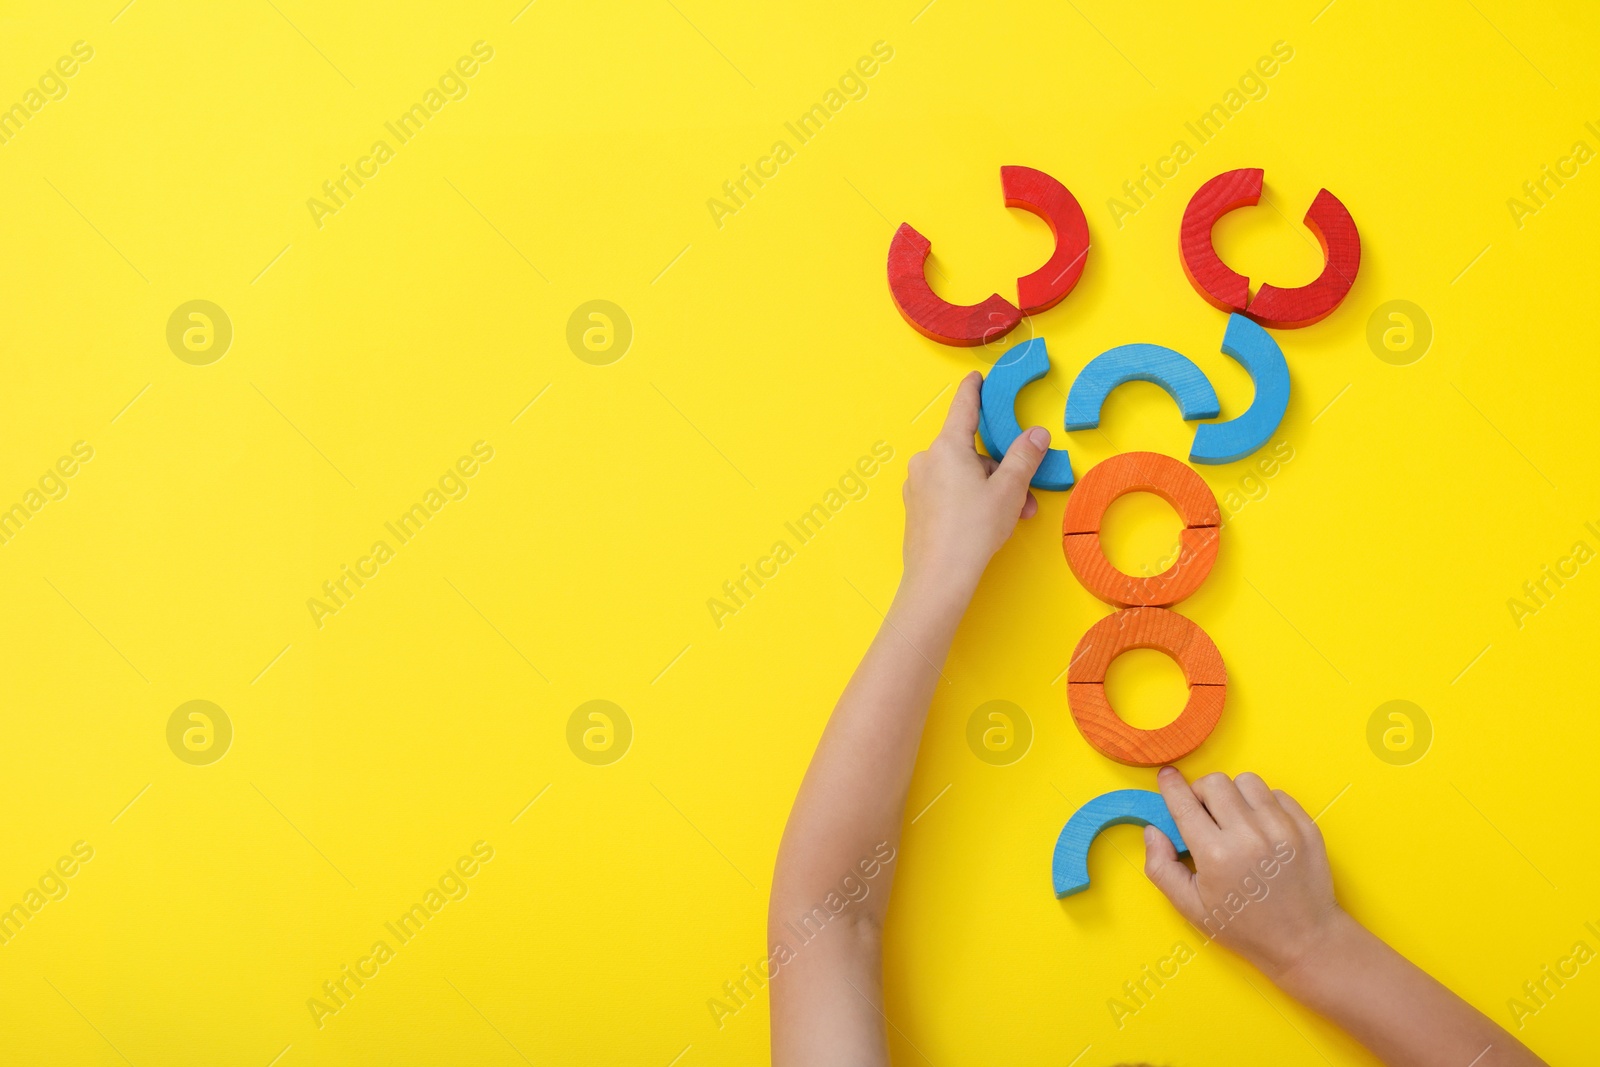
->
[[1002, 165, 1090, 315], [1179, 168, 1361, 329], [1246, 188, 1361, 328], [1180, 168, 1260, 314], [885, 167, 1090, 346], [886, 223, 1020, 347]]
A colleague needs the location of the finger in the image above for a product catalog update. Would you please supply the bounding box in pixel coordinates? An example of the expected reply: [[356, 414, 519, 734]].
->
[[1191, 772, 1252, 830], [1273, 788, 1320, 838], [978, 455, 999, 475], [1235, 771, 1275, 811], [937, 372, 983, 446], [989, 425, 1050, 505], [1143, 824, 1204, 921], [1019, 491, 1038, 521], [1157, 766, 1219, 849], [1237, 771, 1297, 840]]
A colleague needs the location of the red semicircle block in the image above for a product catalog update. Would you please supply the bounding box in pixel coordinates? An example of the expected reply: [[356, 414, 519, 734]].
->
[[1002, 165, 1090, 315], [886, 223, 1021, 347], [1179, 167, 1261, 313]]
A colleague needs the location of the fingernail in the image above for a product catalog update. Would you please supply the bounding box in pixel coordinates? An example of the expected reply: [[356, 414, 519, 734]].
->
[[1026, 426, 1049, 448], [1158, 766, 1177, 779]]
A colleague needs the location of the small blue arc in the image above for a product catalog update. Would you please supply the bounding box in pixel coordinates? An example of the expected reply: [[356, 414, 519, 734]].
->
[[1052, 789, 1188, 898], [1063, 344, 1221, 431], [978, 337, 1075, 490], [1190, 314, 1292, 465]]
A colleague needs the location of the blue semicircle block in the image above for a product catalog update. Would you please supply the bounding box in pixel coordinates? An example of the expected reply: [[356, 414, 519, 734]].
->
[[1063, 344, 1221, 431], [1052, 788, 1189, 898], [979, 337, 1074, 490], [1190, 314, 1291, 465]]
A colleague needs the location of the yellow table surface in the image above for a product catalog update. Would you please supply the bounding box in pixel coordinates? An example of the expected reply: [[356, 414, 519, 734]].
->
[[2, 1, 1596, 1063]]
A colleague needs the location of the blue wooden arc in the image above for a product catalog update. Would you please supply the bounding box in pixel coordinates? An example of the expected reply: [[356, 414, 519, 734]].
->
[[1052, 788, 1188, 898], [1189, 313, 1291, 465], [978, 338, 1075, 490], [1063, 344, 1220, 431]]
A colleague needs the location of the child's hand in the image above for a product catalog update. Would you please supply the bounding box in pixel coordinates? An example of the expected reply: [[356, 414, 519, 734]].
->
[[901, 372, 1049, 592], [1144, 767, 1350, 981]]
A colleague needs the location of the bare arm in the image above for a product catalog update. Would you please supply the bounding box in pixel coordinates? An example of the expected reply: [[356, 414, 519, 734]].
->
[[1145, 768, 1547, 1067], [768, 372, 1048, 1067]]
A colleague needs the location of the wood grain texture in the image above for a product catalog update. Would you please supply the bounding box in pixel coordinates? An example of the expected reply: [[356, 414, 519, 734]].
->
[[1052, 789, 1188, 897], [1190, 313, 1291, 465], [1180, 167, 1261, 313], [1179, 168, 1362, 330], [1245, 187, 1362, 329], [1063, 343, 1221, 431], [1061, 451, 1220, 535], [1064, 525, 1218, 606], [1067, 681, 1225, 765], [978, 337, 1075, 490], [1068, 607, 1226, 684], [1001, 165, 1090, 315], [886, 222, 1021, 346], [1066, 607, 1227, 766]]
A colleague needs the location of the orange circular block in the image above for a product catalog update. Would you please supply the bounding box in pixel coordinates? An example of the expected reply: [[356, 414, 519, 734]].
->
[[1067, 607, 1227, 766], [1061, 452, 1220, 606]]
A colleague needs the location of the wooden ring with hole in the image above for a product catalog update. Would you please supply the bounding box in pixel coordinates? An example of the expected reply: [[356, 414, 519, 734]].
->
[[1179, 167, 1361, 329], [1067, 607, 1226, 765], [1062, 452, 1220, 606]]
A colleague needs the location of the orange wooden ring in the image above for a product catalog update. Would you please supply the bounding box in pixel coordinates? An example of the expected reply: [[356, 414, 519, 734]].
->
[[1066, 607, 1226, 765], [1061, 452, 1220, 606]]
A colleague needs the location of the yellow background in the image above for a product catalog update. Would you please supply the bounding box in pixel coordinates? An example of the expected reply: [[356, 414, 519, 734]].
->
[[1, 0, 1596, 1063]]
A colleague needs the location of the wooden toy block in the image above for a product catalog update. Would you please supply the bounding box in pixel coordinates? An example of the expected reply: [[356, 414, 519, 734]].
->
[[886, 222, 1021, 346], [1065, 525, 1218, 606], [1063, 344, 1220, 431], [1067, 606, 1226, 684], [1245, 188, 1362, 328], [1066, 608, 1227, 765], [979, 337, 1075, 490], [1180, 167, 1261, 313], [1061, 452, 1220, 536], [1179, 169, 1362, 329], [1001, 165, 1090, 315], [1190, 313, 1291, 465], [1053, 788, 1189, 897]]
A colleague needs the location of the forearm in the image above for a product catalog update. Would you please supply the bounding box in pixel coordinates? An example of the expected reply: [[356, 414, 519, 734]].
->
[[770, 572, 973, 926], [1271, 914, 1545, 1067], [769, 378, 1049, 1067]]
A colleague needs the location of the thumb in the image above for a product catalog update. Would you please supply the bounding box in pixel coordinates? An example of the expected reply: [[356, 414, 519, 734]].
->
[[1143, 824, 1204, 922], [990, 426, 1050, 504]]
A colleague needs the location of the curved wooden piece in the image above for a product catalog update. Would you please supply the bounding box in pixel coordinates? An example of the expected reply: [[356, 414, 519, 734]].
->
[[1063, 343, 1221, 431], [1190, 314, 1291, 465], [1002, 165, 1090, 315], [886, 222, 1021, 346], [1061, 451, 1219, 535], [1065, 525, 1218, 607], [1062, 452, 1219, 605], [978, 338, 1075, 490], [1067, 607, 1227, 765], [1053, 789, 1188, 897], [1180, 168, 1260, 313], [1245, 188, 1361, 328]]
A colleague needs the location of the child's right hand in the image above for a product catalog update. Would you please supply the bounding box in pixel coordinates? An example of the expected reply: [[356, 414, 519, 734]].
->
[[900, 372, 1050, 595], [1143, 767, 1353, 982]]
